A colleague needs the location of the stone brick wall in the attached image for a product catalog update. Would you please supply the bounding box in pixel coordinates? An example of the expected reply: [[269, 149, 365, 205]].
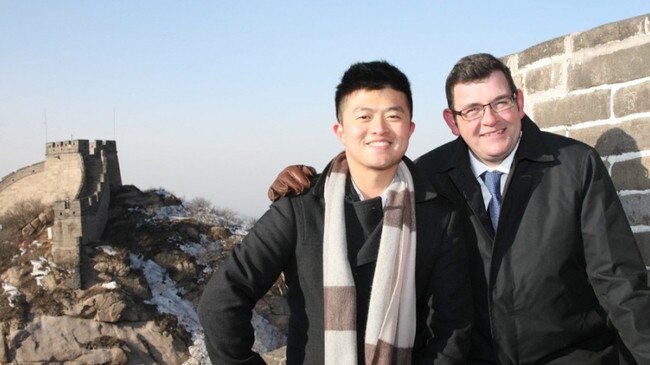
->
[[0, 162, 45, 193], [502, 14, 650, 265], [0, 154, 83, 215]]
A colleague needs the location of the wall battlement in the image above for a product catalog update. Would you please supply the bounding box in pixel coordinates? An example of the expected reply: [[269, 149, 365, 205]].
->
[[46, 140, 89, 156]]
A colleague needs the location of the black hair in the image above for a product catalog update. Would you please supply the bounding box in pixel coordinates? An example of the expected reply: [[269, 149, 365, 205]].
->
[[335, 60, 412, 122], [445, 53, 517, 110]]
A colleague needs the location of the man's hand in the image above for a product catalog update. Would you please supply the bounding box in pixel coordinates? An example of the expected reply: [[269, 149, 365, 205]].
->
[[267, 165, 316, 202]]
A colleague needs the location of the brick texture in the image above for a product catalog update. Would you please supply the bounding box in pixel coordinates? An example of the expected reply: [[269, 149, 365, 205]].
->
[[533, 89, 610, 128], [568, 42, 650, 90], [525, 63, 564, 94], [611, 156, 650, 191], [518, 37, 565, 67], [620, 194, 650, 226], [573, 15, 648, 51], [614, 80, 650, 118], [568, 118, 650, 155]]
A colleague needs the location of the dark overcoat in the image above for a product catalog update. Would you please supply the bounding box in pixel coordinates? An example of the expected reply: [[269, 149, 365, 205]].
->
[[416, 116, 650, 364], [198, 157, 473, 365]]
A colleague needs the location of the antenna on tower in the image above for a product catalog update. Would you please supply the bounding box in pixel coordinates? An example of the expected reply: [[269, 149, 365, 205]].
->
[[113, 106, 116, 139], [44, 109, 48, 143]]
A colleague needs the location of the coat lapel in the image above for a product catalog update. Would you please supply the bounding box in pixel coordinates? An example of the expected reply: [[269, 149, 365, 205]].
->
[[446, 138, 495, 238], [488, 116, 556, 286]]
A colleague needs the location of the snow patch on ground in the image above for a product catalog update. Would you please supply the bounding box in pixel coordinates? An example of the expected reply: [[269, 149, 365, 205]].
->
[[2, 282, 21, 307], [98, 245, 118, 256], [102, 281, 119, 290], [179, 235, 223, 267], [30, 257, 51, 286], [129, 253, 201, 337]]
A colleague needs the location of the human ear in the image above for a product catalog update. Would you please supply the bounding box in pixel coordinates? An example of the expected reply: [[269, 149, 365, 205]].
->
[[333, 122, 344, 143], [515, 89, 525, 119], [443, 109, 460, 136]]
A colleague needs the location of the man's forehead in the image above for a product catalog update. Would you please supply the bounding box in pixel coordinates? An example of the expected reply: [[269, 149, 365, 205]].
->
[[452, 72, 510, 96], [342, 87, 407, 104]]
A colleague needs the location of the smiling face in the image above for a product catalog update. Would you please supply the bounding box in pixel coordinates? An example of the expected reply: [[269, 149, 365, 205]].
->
[[334, 87, 415, 179], [443, 70, 525, 168]]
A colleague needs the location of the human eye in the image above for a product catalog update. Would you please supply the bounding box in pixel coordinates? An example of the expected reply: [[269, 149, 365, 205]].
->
[[492, 97, 513, 111], [461, 106, 482, 119]]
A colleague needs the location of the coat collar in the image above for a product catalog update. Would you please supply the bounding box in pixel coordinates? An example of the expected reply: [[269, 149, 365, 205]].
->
[[311, 154, 438, 203], [513, 115, 556, 164]]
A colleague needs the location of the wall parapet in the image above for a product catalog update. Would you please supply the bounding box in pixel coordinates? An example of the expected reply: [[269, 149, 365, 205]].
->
[[47, 140, 89, 156], [0, 161, 45, 194]]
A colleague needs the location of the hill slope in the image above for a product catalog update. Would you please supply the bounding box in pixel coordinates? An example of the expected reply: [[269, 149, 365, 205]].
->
[[0, 185, 288, 364]]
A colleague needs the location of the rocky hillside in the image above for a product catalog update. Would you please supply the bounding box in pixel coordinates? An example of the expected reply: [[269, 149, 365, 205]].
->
[[0, 185, 288, 364]]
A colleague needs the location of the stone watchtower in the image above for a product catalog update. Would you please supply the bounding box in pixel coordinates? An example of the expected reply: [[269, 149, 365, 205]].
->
[[0, 140, 122, 288]]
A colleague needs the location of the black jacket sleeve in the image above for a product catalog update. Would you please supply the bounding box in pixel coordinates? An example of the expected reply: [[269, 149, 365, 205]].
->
[[198, 198, 296, 365], [415, 207, 473, 364]]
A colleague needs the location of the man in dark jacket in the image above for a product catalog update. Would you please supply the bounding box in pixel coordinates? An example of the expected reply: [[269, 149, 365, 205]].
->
[[418, 53, 650, 364], [269, 53, 650, 364], [198, 60, 472, 365]]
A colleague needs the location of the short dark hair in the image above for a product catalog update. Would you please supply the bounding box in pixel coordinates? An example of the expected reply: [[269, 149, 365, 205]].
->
[[335, 60, 412, 122], [445, 53, 517, 109]]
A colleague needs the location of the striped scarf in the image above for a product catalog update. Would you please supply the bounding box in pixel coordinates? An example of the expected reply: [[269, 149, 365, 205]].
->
[[322, 152, 417, 365]]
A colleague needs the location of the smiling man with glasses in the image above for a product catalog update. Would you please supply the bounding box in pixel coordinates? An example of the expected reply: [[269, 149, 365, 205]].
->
[[420, 53, 650, 364], [267, 53, 650, 364]]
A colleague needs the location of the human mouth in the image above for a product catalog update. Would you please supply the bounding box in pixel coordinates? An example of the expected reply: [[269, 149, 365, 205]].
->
[[481, 128, 506, 138], [366, 140, 391, 147]]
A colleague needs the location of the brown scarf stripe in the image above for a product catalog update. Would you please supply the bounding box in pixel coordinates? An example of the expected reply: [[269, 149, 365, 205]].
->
[[323, 286, 357, 330], [365, 341, 412, 365], [383, 189, 415, 230]]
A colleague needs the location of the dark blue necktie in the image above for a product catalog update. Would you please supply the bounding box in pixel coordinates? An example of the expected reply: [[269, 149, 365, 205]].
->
[[481, 171, 504, 231]]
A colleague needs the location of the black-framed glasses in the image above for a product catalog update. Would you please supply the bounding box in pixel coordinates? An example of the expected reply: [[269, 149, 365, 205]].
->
[[452, 93, 517, 121]]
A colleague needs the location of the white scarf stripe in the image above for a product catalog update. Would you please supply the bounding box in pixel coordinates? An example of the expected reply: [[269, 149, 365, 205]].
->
[[323, 170, 353, 287]]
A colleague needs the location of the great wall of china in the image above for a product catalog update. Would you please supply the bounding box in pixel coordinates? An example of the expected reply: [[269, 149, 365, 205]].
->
[[0, 140, 121, 288]]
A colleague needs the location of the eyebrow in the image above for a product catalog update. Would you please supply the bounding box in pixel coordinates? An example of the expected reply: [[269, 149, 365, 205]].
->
[[459, 93, 513, 108], [353, 105, 406, 113]]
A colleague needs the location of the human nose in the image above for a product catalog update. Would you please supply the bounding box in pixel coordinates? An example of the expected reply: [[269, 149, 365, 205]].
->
[[481, 104, 499, 126], [370, 116, 389, 134]]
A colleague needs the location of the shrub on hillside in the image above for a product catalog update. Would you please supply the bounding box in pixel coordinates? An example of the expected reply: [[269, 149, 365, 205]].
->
[[0, 199, 45, 272], [0, 199, 47, 243], [185, 196, 251, 229], [185, 197, 212, 217]]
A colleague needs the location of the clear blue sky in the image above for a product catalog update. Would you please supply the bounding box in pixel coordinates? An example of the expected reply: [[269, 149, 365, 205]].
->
[[1, 1, 648, 218]]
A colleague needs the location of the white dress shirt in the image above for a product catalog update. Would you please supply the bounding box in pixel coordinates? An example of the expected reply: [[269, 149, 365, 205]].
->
[[468, 137, 521, 211]]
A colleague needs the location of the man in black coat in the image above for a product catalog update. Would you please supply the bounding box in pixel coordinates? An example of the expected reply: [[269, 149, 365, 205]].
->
[[269, 53, 650, 364], [418, 53, 650, 364], [199, 61, 472, 365]]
